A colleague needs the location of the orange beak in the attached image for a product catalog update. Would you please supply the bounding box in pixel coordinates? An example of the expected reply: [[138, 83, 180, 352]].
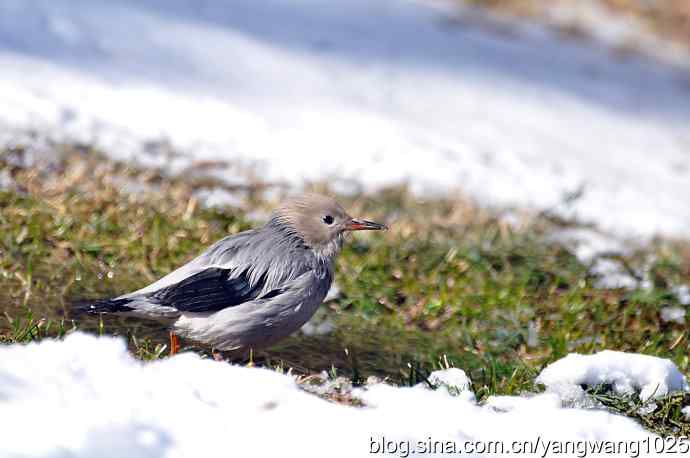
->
[[345, 218, 388, 231]]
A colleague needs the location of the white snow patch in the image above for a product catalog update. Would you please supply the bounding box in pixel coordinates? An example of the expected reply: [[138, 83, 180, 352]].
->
[[551, 228, 629, 263], [684, 406, 690, 421], [0, 333, 661, 457], [0, 168, 13, 190], [660, 307, 686, 325], [551, 228, 648, 290], [588, 258, 638, 290], [485, 392, 563, 413], [424, 368, 475, 401], [675, 285, 690, 306], [193, 188, 245, 209], [0, 0, 689, 241], [357, 381, 653, 456], [537, 350, 690, 402], [300, 317, 335, 337]]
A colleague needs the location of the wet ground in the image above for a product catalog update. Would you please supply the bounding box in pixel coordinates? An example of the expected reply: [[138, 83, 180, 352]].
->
[[2, 283, 474, 385]]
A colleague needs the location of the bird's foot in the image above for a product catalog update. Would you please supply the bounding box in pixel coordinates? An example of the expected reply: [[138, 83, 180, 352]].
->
[[169, 332, 180, 356]]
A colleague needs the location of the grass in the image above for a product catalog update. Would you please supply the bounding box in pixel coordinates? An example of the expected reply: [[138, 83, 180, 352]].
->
[[1, 143, 690, 434], [588, 387, 690, 437], [462, 0, 690, 55]]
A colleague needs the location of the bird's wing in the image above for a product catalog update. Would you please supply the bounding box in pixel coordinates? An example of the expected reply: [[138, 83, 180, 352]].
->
[[115, 227, 319, 314], [145, 266, 274, 313], [119, 230, 259, 299]]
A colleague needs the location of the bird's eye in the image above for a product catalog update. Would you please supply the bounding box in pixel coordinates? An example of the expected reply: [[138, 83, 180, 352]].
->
[[322, 215, 334, 225]]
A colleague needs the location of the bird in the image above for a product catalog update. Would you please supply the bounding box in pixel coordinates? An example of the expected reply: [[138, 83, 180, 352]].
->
[[84, 194, 387, 357]]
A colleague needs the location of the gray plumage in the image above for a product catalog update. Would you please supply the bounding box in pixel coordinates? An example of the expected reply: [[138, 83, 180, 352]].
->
[[87, 194, 387, 355]]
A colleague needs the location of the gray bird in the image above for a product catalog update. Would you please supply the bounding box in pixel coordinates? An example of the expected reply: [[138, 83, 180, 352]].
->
[[87, 194, 387, 356]]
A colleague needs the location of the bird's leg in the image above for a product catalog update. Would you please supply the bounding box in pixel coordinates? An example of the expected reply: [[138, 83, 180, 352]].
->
[[169, 331, 180, 356]]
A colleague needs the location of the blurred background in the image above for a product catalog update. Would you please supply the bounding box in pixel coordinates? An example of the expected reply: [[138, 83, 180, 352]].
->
[[1, 0, 689, 237], [1, 0, 689, 395]]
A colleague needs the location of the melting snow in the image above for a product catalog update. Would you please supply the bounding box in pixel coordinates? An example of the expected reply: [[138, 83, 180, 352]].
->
[[660, 307, 686, 325], [675, 285, 690, 306], [1, 2, 690, 453], [0, 0, 689, 241], [537, 350, 690, 402], [0, 333, 664, 457], [424, 367, 475, 401]]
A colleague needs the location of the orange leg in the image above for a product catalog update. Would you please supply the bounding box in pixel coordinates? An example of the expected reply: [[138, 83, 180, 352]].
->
[[169, 331, 180, 356]]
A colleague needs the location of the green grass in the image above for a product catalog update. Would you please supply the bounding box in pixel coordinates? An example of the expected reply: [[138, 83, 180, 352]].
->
[[2, 144, 690, 434]]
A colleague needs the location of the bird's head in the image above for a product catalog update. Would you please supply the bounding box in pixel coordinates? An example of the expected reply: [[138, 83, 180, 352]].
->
[[269, 194, 387, 260]]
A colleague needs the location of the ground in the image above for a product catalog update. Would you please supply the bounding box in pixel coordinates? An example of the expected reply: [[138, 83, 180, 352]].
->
[[463, 0, 690, 57], [2, 0, 690, 451], [2, 146, 690, 437]]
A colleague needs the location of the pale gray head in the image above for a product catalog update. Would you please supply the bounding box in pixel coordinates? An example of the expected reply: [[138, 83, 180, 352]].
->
[[268, 194, 387, 259]]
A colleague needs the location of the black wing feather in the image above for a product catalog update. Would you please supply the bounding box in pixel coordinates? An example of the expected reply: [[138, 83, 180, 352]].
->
[[73, 298, 135, 315], [148, 267, 266, 313]]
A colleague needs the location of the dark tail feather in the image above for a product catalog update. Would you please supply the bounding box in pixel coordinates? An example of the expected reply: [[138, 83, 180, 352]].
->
[[72, 298, 135, 316]]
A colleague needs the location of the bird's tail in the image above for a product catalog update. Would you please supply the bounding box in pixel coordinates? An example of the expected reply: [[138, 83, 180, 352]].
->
[[71, 298, 135, 316]]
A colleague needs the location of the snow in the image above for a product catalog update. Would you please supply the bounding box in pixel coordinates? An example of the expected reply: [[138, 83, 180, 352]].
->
[[299, 313, 335, 336], [551, 229, 630, 264], [0, 0, 689, 241], [0, 333, 663, 458], [588, 258, 638, 290], [1, 3, 690, 453], [424, 367, 475, 401], [539, 0, 690, 69], [675, 285, 690, 306], [660, 307, 686, 325], [550, 228, 642, 289], [485, 392, 563, 413], [537, 350, 690, 402]]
